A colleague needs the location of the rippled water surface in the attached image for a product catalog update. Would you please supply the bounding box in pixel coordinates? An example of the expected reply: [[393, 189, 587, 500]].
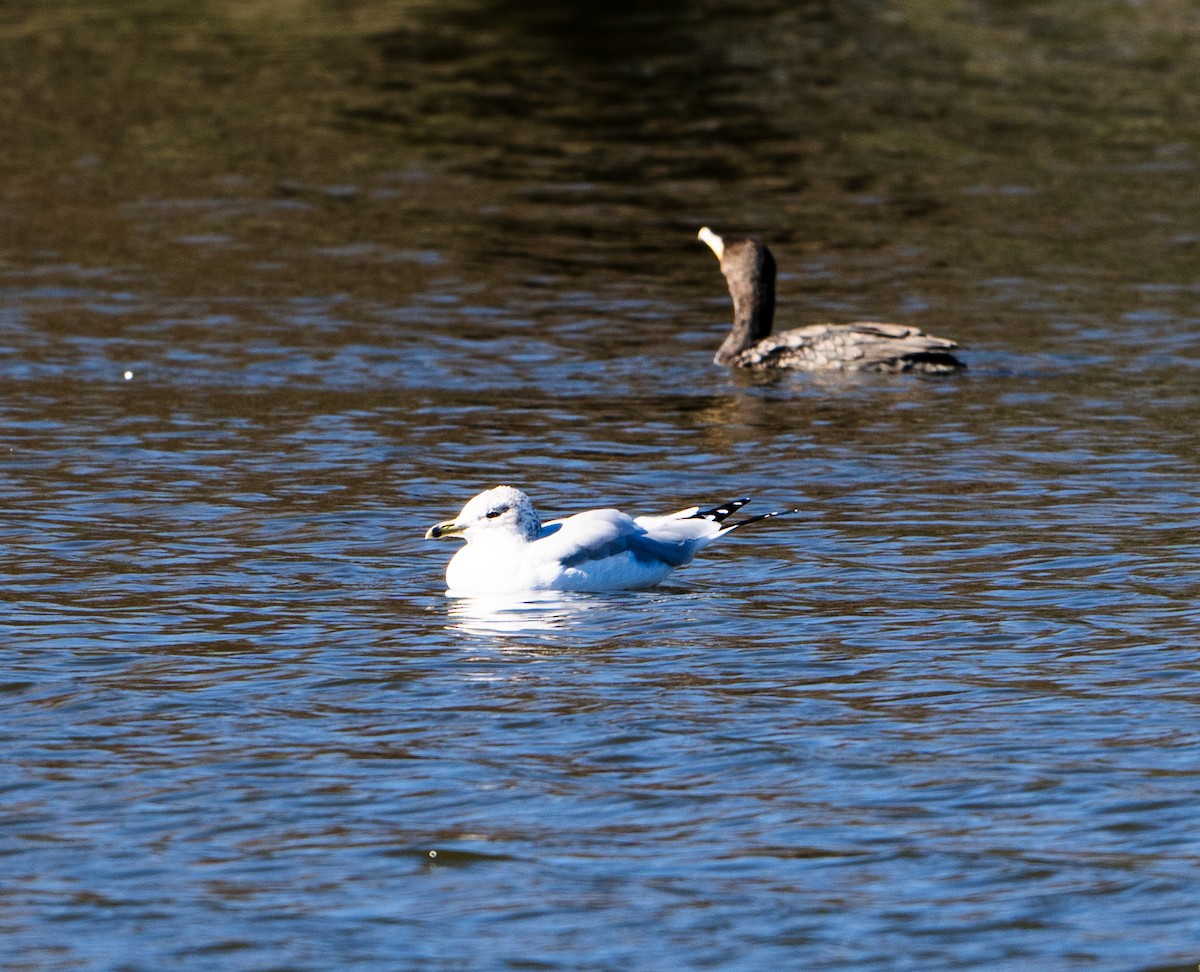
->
[[3, 1, 1200, 969]]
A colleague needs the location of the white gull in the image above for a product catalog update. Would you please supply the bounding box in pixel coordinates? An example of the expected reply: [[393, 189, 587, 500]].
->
[[424, 486, 792, 596]]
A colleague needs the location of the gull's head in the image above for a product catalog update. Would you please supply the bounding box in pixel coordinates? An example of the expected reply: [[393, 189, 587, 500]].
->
[[424, 486, 542, 544]]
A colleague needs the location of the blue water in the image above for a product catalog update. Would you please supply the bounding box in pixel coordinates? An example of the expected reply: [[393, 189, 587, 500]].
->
[[4, 263, 1199, 971]]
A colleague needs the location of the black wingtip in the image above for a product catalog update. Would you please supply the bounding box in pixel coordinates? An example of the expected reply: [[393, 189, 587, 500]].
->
[[722, 507, 800, 532], [687, 497, 751, 523]]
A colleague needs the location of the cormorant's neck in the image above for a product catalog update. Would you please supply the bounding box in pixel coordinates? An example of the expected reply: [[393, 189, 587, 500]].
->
[[714, 244, 776, 365]]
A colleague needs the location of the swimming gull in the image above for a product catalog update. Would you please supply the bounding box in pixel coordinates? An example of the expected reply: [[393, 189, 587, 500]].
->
[[424, 485, 793, 595], [698, 227, 964, 373]]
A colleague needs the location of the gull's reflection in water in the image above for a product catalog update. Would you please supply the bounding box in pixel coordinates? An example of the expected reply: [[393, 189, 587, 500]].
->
[[445, 591, 605, 638]]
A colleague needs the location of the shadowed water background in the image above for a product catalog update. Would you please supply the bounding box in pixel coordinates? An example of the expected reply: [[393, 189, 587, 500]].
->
[[2, 1, 1199, 969]]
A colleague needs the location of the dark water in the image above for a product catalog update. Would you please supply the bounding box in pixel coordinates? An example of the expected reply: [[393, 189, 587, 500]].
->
[[3, 1, 1200, 969]]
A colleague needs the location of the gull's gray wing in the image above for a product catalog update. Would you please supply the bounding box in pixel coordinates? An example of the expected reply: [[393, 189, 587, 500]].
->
[[534, 509, 701, 569]]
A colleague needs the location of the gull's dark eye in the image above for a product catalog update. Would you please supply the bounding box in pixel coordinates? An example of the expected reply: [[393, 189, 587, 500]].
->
[[485, 505, 508, 519]]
